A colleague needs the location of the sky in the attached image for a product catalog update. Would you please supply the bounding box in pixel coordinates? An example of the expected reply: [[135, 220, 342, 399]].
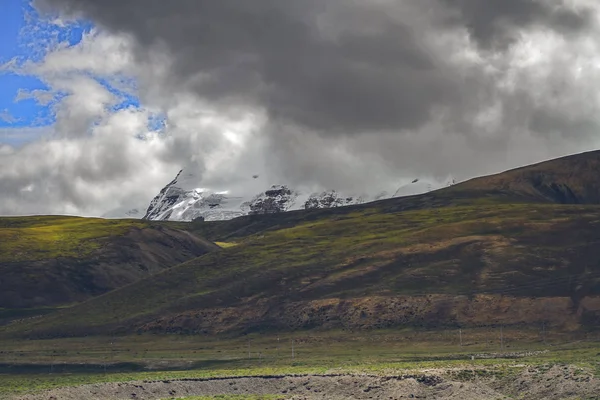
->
[[1, 0, 600, 217]]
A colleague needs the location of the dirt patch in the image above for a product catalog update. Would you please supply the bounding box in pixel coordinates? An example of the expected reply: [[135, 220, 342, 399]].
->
[[10, 367, 600, 400], [498, 364, 600, 400], [139, 294, 599, 334], [7, 374, 502, 400]]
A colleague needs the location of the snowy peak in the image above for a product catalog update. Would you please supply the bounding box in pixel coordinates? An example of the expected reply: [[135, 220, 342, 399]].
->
[[141, 171, 455, 222], [143, 170, 186, 220], [242, 185, 300, 215], [304, 190, 364, 209]]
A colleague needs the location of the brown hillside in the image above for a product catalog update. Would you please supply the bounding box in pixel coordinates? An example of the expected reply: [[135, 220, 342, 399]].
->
[[169, 150, 600, 245], [6, 151, 600, 338], [12, 203, 600, 338], [0, 217, 219, 310], [447, 149, 600, 204]]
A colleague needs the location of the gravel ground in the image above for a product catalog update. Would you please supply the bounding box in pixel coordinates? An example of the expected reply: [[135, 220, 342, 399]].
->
[[9, 366, 600, 400]]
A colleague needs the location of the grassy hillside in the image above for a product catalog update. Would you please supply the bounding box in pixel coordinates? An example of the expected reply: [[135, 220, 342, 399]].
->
[[10, 202, 600, 338], [171, 150, 600, 245], [0, 216, 219, 314], [446, 149, 600, 204], [0, 216, 143, 262], [5, 150, 600, 338]]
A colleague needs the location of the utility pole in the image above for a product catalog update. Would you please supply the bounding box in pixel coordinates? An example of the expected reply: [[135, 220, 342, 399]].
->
[[500, 325, 504, 352], [291, 338, 295, 360], [110, 339, 114, 367], [248, 340, 251, 359], [459, 329, 463, 347], [542, 321, 547, 345]]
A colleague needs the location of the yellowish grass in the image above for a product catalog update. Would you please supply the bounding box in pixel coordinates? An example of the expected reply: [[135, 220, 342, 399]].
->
[[0, 216, 145, 262]]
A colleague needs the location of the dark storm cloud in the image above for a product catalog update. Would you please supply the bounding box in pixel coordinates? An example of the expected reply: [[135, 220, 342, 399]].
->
[[36, 0, 593, 138], [33, 0, 459, 135], [31, 0, 600, 191], [438, 0, 593, 49]]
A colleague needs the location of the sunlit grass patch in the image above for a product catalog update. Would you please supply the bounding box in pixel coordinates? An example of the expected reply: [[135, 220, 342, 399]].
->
[[215, 242, 239, 249], [0, 216, 146, 262]]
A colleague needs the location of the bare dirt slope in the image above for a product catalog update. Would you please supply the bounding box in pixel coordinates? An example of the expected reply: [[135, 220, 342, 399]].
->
[[9, 365, 600, 400]]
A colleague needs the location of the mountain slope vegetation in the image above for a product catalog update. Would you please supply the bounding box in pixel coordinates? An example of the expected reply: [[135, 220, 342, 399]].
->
[[174, 150, 600, 244], [448, 149, 600, 204], [0, 216, 219, 313], [4, 150, 600, 338], [12, 202, 600, 338]]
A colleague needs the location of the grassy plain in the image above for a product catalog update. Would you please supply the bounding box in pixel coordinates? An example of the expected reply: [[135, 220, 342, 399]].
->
[[0, 330, 599, 397]]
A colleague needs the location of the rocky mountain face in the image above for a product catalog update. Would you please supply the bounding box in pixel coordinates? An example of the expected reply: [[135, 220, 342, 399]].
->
[[304, 190, 365, 210], [242, 185, 299, 215], [141, 170, 454, 222]]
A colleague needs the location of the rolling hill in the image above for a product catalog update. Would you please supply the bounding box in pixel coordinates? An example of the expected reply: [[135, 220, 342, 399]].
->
[[4, 150, 600, 339], [3, 150, 600, 339], [447, 149, 600, 204], [169, 149, 600, 244], [0, 216, 219, 318]]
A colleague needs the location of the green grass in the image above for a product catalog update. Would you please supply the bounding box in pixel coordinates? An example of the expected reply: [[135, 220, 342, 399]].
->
[[8, 202, 600, 337], [0, 215, 145, 262], [215, 242, 239, 249], [0, 330, 598, 397]]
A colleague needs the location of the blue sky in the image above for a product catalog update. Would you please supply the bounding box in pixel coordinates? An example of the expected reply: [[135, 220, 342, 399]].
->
[[0, 0, 107, 144], [1, 1, 87, 129]]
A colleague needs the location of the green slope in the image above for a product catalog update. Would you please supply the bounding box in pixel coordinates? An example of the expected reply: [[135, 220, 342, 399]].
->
[[0, 216, 219, 314], [173, 149, 600, 244], [0, 216, 144, 262], [6, 150, 600, 337], [11, 202, 600, 338]]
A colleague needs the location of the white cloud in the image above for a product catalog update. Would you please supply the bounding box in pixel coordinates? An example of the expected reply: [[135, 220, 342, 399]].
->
[[0, 27, 266, 216], [26, 29, 134, 77], [0, 109, 18, 123], [15, 88, 56, 106], [0, 126, 52, 145], [3, 1, 600, 217]]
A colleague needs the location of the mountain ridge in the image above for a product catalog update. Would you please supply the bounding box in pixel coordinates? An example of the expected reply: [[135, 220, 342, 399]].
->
[[7, 150, 600, 338], [141, 170, 455, 222], [445, 149, 600, 204]]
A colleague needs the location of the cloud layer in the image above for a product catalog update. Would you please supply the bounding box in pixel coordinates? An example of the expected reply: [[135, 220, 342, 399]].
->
[[1, 0, 600, 215]]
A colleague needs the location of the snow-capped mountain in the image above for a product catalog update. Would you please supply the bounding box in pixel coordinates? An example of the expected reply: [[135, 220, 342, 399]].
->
[[139, 170, 455, 222], [143, 170, 248, 221]]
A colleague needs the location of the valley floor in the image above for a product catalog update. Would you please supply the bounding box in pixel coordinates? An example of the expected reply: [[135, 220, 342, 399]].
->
[[1, 330, 599, 399]]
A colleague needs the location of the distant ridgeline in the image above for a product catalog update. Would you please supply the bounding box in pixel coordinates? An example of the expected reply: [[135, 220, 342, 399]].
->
[[2, 150, 600, 337]]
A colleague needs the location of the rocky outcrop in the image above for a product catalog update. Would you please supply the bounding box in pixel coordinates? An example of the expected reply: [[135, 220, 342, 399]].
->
[[242, 185, 299, 215]]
